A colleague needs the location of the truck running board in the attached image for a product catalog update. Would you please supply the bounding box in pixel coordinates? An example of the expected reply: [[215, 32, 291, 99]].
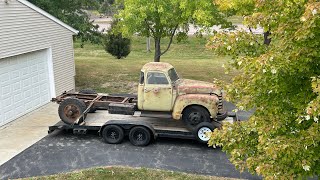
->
[[140, 111, 173, 119]]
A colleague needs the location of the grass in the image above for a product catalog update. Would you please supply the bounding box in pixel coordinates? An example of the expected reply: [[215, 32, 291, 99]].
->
[[74, 36, 236, 93], [25, 166, 240, 180]]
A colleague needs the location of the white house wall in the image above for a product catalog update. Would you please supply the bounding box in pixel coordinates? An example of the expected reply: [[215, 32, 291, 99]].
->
[[0, 0, 76, 95]]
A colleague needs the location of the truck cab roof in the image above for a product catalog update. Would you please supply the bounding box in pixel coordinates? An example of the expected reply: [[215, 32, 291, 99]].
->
[[141, 62, 174, 72]]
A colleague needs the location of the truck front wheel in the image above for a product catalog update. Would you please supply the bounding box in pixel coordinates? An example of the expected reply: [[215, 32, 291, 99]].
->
[[182, 106, 210, 130]]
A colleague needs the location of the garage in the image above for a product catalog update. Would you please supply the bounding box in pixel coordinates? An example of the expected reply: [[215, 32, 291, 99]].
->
[[0, 49, 55, 126], [0, 0, 78, 126]]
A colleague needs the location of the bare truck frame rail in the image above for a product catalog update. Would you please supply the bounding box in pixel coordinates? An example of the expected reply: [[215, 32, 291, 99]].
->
[[52, 91, 138, 125]]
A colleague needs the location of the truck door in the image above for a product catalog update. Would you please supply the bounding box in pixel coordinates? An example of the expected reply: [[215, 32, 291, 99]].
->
[[142, 71, 173, 111]]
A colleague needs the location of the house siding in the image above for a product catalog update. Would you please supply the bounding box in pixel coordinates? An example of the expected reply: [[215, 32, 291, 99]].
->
[[0, 0, 76, 95]]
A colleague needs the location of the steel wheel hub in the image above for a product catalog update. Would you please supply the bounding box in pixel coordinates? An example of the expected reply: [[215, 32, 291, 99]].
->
[[198, 127, 212, 141], [188, 112, 202, 125]]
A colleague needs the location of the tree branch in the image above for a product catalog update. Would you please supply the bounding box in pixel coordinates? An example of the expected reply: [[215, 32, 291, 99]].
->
[[160, 25, 178, 56], [144, 19, 155, 37], [248, 26, 261, 45]]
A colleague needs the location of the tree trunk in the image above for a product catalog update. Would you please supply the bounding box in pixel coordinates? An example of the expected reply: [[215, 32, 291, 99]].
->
[[264, 31, 271, 45], [154, 38, 161, 62]]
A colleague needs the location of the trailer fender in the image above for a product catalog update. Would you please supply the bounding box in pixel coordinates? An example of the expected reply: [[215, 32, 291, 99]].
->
[[99, 120, 157, 139], [172, 94, 219, 120]]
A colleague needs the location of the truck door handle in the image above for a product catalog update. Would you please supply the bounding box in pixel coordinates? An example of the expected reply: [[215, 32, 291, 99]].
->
[[144, 88, 151, 93]]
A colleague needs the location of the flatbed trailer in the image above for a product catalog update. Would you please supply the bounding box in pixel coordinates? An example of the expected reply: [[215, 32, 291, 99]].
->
[[48, 110, 238, 146]]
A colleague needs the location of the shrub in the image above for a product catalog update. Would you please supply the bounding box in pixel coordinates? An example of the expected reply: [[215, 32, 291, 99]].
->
[[103, 30, 131, 59]]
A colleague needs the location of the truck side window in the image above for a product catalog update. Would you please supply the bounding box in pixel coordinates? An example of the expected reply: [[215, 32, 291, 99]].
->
[[147, 72, 169, 85], [139, 71, 144, 84]]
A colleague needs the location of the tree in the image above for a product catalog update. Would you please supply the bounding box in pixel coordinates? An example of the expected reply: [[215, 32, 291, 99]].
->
[[208, 0, 320, 179], [116, 0, 231, 62], [103, 21, 131, 59], [28, 0, 102, 46]]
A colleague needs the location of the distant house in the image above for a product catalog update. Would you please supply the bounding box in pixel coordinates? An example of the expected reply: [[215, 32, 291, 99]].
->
[[0, 0, 78, 126]]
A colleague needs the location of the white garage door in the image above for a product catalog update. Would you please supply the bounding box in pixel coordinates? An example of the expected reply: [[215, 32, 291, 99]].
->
[[0, 49, 53, 126]]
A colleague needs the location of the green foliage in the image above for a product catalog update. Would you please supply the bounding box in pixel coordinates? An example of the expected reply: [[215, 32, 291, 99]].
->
[[28, 0, 102, 46], [103, 33, 131, 59], [103, 21, 131, 59], [115, 0, 231, 61], [208, 0, 320, 179]]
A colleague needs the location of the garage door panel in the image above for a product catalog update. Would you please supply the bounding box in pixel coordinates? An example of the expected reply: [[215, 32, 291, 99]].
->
[[13, 82, 21, 92], [2, 84, 11, 95], [0, 49, 51, 126]]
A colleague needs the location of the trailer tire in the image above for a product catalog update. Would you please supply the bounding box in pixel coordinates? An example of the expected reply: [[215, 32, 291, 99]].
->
[[182, 106, 210, 131], [194, 122, 217, 144], [129, 126, 151, 146], [102, 125, 124, 144], [58, 98, 87, 125], [79, 89, 97, 113]]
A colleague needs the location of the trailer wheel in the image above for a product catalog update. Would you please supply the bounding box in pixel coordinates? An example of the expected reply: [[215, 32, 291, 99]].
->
[[58, 98, 87, 125], [102, 125, 124, 144], [194, 122, 217, 144], [79, 89, 97, 113], [182, 106, 210, 130], [129, 126, 151, 146]]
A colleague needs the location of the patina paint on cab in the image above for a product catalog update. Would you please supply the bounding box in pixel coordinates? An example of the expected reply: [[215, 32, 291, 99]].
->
[[137, 62, 223, 121], [138, 62, 177, 111]]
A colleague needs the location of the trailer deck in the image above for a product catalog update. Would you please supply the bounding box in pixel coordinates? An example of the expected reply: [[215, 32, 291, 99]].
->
[[49, 110, 237, 144]]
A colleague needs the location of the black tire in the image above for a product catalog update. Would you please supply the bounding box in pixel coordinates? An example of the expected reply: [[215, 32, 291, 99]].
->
[[102, 125, 124, 144], [58, 98, 87, 125], [194, 122, 218, 144], [79, 89, 97, 113], [182, 106, 210, 131], [129, 126, 151, 146]]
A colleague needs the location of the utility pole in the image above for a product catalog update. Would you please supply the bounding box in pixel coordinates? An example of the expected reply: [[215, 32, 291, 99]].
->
[[146, 37, 151, 52]]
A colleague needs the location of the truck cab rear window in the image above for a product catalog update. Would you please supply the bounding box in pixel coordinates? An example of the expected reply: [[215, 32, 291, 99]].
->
[[147, 72, 169, 85], [140, 71, 144, 84]]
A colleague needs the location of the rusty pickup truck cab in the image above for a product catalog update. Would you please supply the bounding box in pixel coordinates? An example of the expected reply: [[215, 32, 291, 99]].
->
[[137, 62, 227, 128]]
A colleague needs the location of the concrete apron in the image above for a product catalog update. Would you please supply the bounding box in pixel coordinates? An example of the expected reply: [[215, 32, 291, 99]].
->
[[0, 103, 59, 166]]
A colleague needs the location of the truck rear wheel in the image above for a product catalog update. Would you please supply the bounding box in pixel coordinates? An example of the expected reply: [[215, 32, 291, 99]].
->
[[58, 98, 87, 125], [129, 126, 151, 146], [102, 125, 124, 144], [182, 106, 210, 130]]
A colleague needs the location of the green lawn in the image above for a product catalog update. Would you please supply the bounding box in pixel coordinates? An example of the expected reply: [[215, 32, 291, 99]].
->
[[26, 166, 239, 180], [74, 36, 236, 93]]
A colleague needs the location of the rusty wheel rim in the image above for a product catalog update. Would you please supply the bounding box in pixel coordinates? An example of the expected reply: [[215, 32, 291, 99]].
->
[[63, 104, 81, 124]]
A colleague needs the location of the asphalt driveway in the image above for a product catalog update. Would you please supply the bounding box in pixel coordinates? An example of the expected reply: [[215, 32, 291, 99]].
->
[[0, 130, 259, 179], [0, 102, 258, 179]]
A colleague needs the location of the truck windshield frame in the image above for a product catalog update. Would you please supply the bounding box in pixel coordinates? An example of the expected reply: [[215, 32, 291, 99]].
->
[[168, 68, 179, 83]]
